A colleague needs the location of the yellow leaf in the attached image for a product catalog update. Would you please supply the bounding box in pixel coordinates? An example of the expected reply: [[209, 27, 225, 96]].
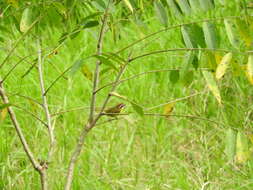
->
[[246, 55, 253, 84], [236, 132, 250, 164], [214, 53, 222, 65], [123, 0, 134, 13], [163, 102, 175, 118], [81, 65, 93, 81], [0, 108, 8, 121], [202, 71, 221, 104], [7, 0, 19, 8], [215, 52, 232, 80]]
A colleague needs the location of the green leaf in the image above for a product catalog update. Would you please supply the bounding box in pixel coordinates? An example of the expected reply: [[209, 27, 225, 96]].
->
[[0, 103, 11, 110], [236, 132, 250, 164], [93, 55, 118, 70], [181, 52, 195, 86], [52, 2, 67, 18], [225, 128, 237, 162], [131, 102, 144, 116], [80, 12, 102, 25], [170, 70, 180, 84], [181, 26, 195, 48], [166, 0, 182, 18], [0, 25, 13, 36], [58, 32, 68, 44], [202, 70, 221, 104], [224, 19, 240, 48], [236, 18, 252, 48], [20, 8, 33, 33], [82, 20, 99, 29], [199, 0, 214, 11], [69, 59, 84, 76], [69, 28, 81, 39], [0, 37, 4, 43], [154, 1, 168, 27], [189, 0, 200, 12], [192, 55, 199, 69], [215, 52, 232, 80], [91, 0, 106, 11], [176, 0, 191, 15], [102, 52, 126, 64], [182, 70, 194, 86], [182, 24, 205, 48], [202, 22, 218, 49]]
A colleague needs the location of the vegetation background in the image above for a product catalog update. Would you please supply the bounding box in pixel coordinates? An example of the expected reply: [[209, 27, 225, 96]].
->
[[0, 0, 253, 189]]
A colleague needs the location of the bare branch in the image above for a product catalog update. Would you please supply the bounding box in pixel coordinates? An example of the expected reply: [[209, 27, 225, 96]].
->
[[37, 39, 55, 161]]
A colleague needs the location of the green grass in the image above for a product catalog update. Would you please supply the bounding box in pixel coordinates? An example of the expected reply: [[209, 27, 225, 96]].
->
[[1, 1, 253, 189]]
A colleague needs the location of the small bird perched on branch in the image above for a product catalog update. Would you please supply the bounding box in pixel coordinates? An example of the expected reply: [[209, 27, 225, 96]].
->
[[104, 103, 126, 117]]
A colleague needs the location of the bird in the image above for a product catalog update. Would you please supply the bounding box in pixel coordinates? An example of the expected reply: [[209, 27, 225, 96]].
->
[[104, 103, 126, 117]]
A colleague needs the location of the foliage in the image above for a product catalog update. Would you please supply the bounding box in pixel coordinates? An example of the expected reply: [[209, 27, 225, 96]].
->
[[0, 0, 253, 189]]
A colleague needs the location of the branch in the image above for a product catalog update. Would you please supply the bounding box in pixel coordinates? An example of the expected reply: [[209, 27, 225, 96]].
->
[[64, 1, 112, 189], [128, 48, 237, 63], [43, 65, 72, 96], [88, 6, 110, 123], [144, 113, 226, 128], [0, 55, 31, 84], [115, 15, 247, 54], [37, 39, 55, 162], [145, 90, 206, 111], [7, 92, 43, 107], [0, 81, 48, 189], [11, 104, 48, 127]]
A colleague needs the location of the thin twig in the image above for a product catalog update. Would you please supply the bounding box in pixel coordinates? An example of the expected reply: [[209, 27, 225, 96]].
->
[[51, 106, 90, 117], [11, 104, 48, 127], [146, 90, 206, 111], [128, 48, 235, 63], [144, 113, 226, 127], [1, 55, 31, 84], [44, 65, 72, 96], [7, 92, 43, 107], [37, 39, 55, 162]]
